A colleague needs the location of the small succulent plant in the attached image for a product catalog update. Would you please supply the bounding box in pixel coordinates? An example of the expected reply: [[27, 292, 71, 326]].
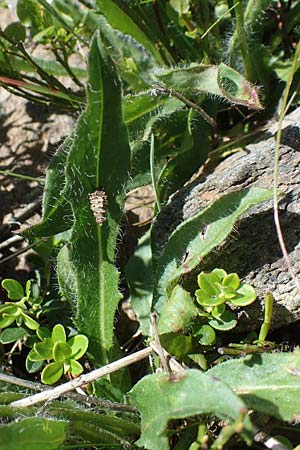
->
[[0, 278, 41, 336], [26, 324, 89, 384], [195, 268, 256, 335]]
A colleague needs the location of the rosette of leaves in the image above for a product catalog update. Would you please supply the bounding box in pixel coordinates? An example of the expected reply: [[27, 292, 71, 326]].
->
[[26, 324, 89, 384], [0, 279, 41, 343], [195, 269, 256, 339]]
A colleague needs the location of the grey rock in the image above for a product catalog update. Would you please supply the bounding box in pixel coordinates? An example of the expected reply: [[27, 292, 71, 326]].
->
[[153, 108, 300, 331]]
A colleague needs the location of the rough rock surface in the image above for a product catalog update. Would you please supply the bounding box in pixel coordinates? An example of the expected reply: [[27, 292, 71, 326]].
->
[[154, 108, 300, 331]]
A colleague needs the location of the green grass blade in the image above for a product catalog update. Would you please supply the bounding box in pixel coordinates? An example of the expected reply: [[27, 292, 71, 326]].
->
[[64, 31, 131, 364]]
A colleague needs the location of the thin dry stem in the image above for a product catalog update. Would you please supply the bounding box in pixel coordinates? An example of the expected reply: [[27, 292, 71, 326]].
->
[[10, 347, 153, 408], [273, 41, 300, 291]]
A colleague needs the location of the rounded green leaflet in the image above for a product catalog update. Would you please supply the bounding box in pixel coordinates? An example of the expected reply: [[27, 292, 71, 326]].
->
[[230, 284, 257, 306], [1, 279, 24, 300], [194, 324, 216, 345], [42, 361, 64, 385], [21, 313, 40, 330], [0, 327, 27, 344], [68, 334, 89, 359], [211, 268, 227, 280], [209, 310, 237, 331], [27, 349, 45, 362], [26, 358, 44, 374], [69, 359, 84, 376], [211, 303, 225, 317], [195, 289, 227, 307], [53, 341, 72, 362], [34, 338, 54, 360], [0, 305, 20, 316], [36, 326, 51, 340], [222, 273, 240, 290], [51, 323, 66, 343], [197, 272, 219, 296], [0, 315, 16, 328]]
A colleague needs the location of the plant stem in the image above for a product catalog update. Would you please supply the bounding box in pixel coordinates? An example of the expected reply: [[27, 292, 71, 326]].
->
[[201, 2, 240, 41], [234, 2, 253, 80], [0, 170, 44, 183]]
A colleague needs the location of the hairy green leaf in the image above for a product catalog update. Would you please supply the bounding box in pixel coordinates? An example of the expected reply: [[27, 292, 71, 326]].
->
[[208, 350, 300, 422], [0, 417, 66, 450], [96, 0, 167, 64], [129, 369, 252, 450], [56, 244, 77, 311], [23, 137, 73, 239], [158, 285, 198, 334], [64, 31, 131, 364], [153, 188, 272, 313], [156, 63, 263, 110]]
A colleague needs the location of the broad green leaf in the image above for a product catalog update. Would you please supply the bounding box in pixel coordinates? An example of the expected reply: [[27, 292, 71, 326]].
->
[[158, 285, 198, 334], [27, 348, 45, 362], [0, 417, 66, 450], [1, 279, 24, 300], [217, 63, 263, 110], [198, 272, 219, 296], [36, 326, 51, 340], [0, 327, 27, 344], [23, 137, 73, 239], [41, 361, 63, 384], [208, 351, 300, 422], [4, 22, 26, 41], [96, 0, 166, 64], [125, 230, 153, 335], [64, 31, 131, 364], [17, 0, 44, 33], [153, 188, 272, 313], [0, 305, 20, 316], [129, 369, 252, 450]]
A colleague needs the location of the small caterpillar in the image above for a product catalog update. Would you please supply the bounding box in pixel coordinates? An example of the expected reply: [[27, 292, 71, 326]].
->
[[88, 189, 108, 224]]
